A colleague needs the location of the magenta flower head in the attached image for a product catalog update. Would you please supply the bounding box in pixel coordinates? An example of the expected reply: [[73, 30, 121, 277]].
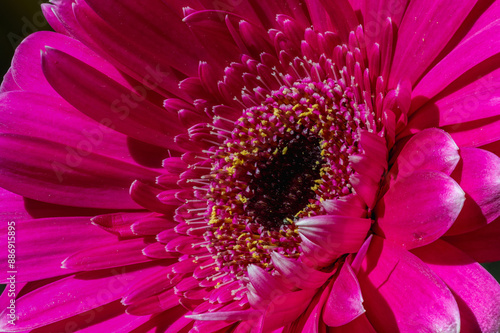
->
[[1, 0, 500, 331]]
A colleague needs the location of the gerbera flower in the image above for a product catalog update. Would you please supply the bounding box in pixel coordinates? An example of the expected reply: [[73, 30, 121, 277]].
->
[[1, 0, 500, 331]]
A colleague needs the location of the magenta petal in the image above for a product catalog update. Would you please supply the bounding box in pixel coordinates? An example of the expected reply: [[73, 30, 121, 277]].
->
[[270, 252, 332, 290], [412, 7, 500, 107], [376, 170, 464, 249], [446, 116, 500, 148], [298, 234, 341, 268], [349, 173, 379, 209], [84, 0, 200, 76], [0, 91, 144, 167], [91, 212, 149, 238], [328, 314, 376, 332], [0, 217, 117, 283], [247, 264, 293, 307], [0, 188, 31, 222], [41, 47, 185, 150], [389, 128, 460, 184], [130, 180, 177, 215], [122, 266, 178, 306], [187, 310, 261, 321], [323, 262, 365, 327], [0, 69, 20, 93], [0, 264, 164, 331], [321, 194, 367, 218], [262, 289, 317, 332], [287, 282, 331, 332], [446, 147, 500, 235], [318, 0, 359, 40], [389, 0, 477, 87], [360, 0, 409, 32], [358, 236, 460, 332], [62, 237, 154, 271], [412, 240, 500, 333], [296, 215, 371, 254], [0, 134, 155, 209], [11, 301, 150, 333], [410, 67, 500, 128], [9, 30, 142, 98], [71, 1, 188, 100], [350, 235, 373, 274], [444, 217, 500, 263]]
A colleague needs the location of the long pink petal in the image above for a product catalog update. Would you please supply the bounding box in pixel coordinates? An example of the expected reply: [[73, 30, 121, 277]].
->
[[10, 30, 142, 94], [388, 129, 460, 186], [443, 216, 500, 263], [41, 47, 185, 150], [328, 314, 376, 333], [321, 194, 367, 218], [446, 147, 500, 235], [247, 265, 293, 308], [70, 1, 189, 100], [412, 240, 500, 333], [0, 91, 146, 167], [84, 0, 201, 76], [296, 215, 372, 254], [262, 289, 317, 332], [357, 236, 460, 332], [0, 69, 19, 93], [323, 262, 365, 327], [0, 188, 31, 222], [0, 217, 117, 283], [375, 170, 464, 249], [389, 0, 478, 87], [0, 264, 164, 331], [91, 212, 150, 238], [412, 3, 500, 109], [26, 301, 150, 333], [409, 67, 500, 129], [286, 283, 331, 333], [270, 252, 332, 290], [62, 238, 155, 271], [0, 134, 155, 209]]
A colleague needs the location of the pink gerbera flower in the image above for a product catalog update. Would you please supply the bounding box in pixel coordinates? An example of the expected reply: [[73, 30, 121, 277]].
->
[[1, 0, 500, 331]]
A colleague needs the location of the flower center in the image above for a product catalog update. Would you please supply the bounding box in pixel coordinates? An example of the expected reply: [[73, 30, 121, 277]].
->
[[204, 76, 376, 274], [244, 134, 323, 229]]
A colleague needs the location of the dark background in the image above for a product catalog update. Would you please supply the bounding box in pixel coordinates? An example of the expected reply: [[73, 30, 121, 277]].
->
[[0, 0, 51, 77], [0, 1, 499, 283]]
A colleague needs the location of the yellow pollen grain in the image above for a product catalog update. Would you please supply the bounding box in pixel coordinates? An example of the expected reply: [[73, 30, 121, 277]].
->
[[233, 158, 244, 166], [226, 166, 236, 175], [236, 194, 248, 203], [282, 146, 288, 155]]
